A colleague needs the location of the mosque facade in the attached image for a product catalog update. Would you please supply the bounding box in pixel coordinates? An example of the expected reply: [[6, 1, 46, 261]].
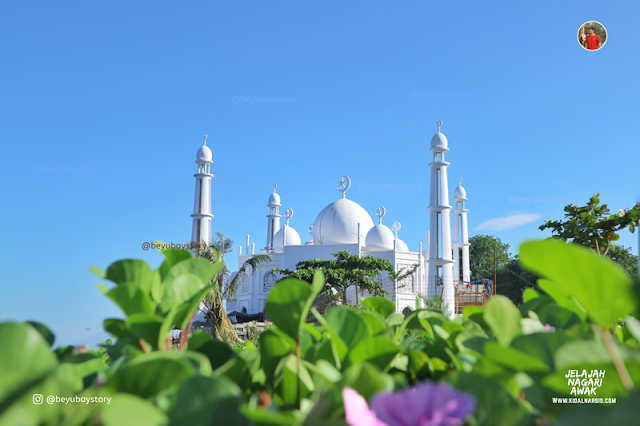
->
[[191, 123, 471, 318]]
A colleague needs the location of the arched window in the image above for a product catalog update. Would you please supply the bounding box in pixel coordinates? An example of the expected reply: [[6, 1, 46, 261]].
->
[[241, 306, 247, 314], [402, 307, 413, 318], [263, 272, 277, 293]]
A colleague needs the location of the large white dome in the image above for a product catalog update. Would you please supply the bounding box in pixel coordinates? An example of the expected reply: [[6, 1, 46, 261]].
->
[[273, 225, 301, 249], [312, 198, 374, 244], [365, 224, 395, 250]]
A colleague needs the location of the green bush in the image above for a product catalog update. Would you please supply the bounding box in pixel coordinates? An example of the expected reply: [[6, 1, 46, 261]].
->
[[1, 240, 640, 425]]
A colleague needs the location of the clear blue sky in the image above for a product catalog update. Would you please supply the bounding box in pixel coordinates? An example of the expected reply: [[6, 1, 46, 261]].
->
[[1, 1, 639, 346]]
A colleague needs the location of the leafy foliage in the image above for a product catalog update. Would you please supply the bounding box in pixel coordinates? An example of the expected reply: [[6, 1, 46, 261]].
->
[[2, 240, 640, 425], [274, 250, 417, 305], [539, 192, 640, 256]]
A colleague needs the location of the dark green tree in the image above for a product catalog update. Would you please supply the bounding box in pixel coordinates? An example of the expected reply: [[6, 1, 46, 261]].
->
[[496, 257, 540, 305], [468, 234, 512, 281], [274, 250, 417, 305], [539, 193, 640, 257], [606, 244, 639, 281]]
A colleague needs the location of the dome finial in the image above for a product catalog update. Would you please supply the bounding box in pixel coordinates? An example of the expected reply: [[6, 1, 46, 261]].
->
[[392, 221, 401, 239], [338, 176, 351, 199], [308, 225, 314, 242], [273, 184, 277, 193], [203, 134, 208, 145], [437, 120, 442, 133], [458, 176, 462, 186], [376, 206, 386, 224]]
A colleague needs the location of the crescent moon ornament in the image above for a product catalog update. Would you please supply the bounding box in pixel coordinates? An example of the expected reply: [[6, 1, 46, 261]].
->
[[392, 221, 401, 238], [437, 120, 442, 132], [376, 206, 386, 224], [337, 176, 351, 198], [284, 208, 293, 224]]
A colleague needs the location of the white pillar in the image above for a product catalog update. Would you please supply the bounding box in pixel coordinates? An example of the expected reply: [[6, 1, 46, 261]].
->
[[426, 123, 455, 319], [191, 136, 214, 244], [265, 185, 282, 251]]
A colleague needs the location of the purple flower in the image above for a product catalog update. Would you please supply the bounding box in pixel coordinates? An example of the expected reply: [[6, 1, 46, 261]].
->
[[343, 382, 476, 426], [544, 324, 555, 332]]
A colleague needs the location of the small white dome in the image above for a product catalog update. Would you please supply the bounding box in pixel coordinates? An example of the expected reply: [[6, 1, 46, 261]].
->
[[268, 192, 281, 206], [396, 238, 409, 252], [365, 224, 395, 250], [453, 185, 467, 200], [273, 225, 301, 249], [196, 145, 212, 162], [430, 132, 448, 150], [313, 198, 374, 244]]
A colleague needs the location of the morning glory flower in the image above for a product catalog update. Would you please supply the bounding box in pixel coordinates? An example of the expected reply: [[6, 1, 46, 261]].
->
[[343, 381, 476, 426]]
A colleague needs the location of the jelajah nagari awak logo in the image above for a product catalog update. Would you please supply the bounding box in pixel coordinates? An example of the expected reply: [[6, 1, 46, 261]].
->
[[565, 369, 605, 396]]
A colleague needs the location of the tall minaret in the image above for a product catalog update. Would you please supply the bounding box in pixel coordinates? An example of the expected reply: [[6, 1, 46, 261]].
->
[[452, 177, 470, 284], [265, 184, 282, 251], [191, 134, 214, 245], [426, 121, 455, 319]]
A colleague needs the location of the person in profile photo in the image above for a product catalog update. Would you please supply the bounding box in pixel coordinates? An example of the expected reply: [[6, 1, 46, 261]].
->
[[585, 26, 602, 50]]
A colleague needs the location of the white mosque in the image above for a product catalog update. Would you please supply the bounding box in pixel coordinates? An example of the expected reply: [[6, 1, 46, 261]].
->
[[191, 122, 471, 319]]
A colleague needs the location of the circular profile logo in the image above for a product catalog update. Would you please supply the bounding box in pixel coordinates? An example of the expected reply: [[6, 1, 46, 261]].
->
[[578, 21, 607, 51]]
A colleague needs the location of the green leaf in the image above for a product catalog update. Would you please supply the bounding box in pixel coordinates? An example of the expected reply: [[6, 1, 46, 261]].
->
[[105, 259, 160, 295], [167, 375, 250, 426], [358, 310, 388, 335], [259, 328, 296, 384], [348, 336, 401, 370], [0, 323, 58, 403], [483, 342, 549, 372], [537, 305, 582, 329], [105, 284, 156, 316], [89, 265, 106, 278], [159, 273, 206, 313], [100, 394, 168, 426], [158, 249, 193, 279], [188, 331, 235, 370], [340, 362, 389, 400], [161, 258, 224, 294], [26, 321, 55, 348], [362, 297, 396, 318], [483, 296, 522, 346], [266, 278, 314, 339], [109, 352, 195, 398], [522, 288, 540, 302], [325, 306, 370, 350], [520, 240, 636, 329], [538, 279, 587, 322], [125, 314, 164, 350], [172, 284, 215, 331], [510, 332, 579, 372]]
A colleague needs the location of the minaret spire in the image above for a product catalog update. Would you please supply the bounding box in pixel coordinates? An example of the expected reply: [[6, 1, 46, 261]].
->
[[265, 184, 282, 251], [191, 134, 214, 245], [452, 177, 470, 287], [426, 120, 455, 318]]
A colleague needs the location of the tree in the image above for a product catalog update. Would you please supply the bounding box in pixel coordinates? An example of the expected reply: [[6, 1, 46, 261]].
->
[[196, 232, 272, 340], [495, 257, 540, 305], [274, 250, 417, 305], [468, 234, 511, 281], [539, 193, 640, 257], [606, 244, 639, 281]]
